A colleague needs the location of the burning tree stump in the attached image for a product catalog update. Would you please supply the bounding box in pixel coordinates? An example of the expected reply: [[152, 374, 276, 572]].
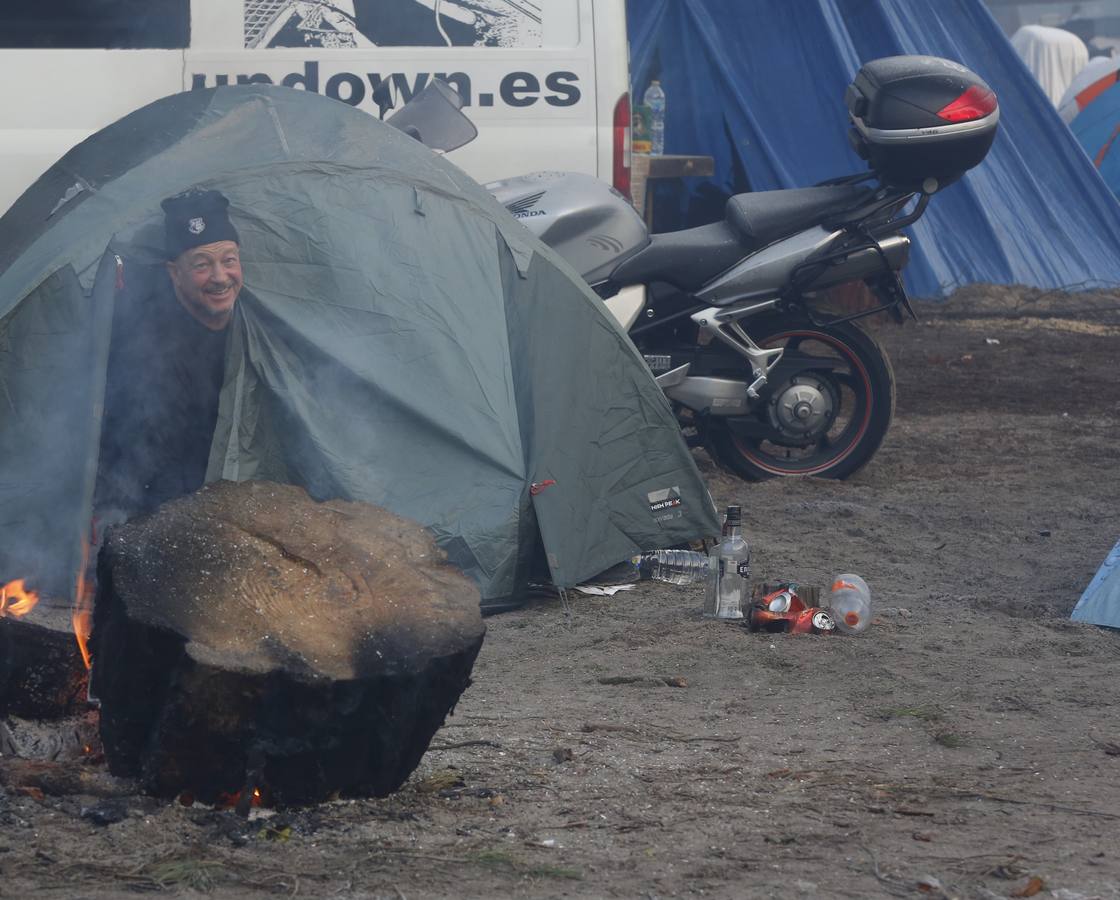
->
[[91, 480, 484, 806], [0, 594, 88, 720]]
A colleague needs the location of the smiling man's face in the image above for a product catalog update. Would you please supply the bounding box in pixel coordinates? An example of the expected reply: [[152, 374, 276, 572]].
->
[[166, 240, 243, 331]]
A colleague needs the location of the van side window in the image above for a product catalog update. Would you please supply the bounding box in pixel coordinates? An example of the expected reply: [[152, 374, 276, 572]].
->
[[0, 0, 189, 49], [245, 0, 542, 49]]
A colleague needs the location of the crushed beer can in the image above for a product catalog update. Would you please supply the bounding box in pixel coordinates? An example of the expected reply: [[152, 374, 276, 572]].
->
[[748, 582, 836, 635]]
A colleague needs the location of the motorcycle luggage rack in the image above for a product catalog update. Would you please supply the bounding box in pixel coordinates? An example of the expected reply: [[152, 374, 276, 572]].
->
[[783, 229, 915, 328]]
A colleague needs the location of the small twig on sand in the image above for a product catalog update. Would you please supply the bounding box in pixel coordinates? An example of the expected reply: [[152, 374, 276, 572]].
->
[[427, 739, 501, 751], [597, 675, 688, 688], [945, 790, 1120, 821], [579, 723, 739, 744], [373, 849, 468, 865], [860, 845, 914, 898], [244, 872, 301, 896], [669, 734, 740, 744], [580, 723, 641, 735]]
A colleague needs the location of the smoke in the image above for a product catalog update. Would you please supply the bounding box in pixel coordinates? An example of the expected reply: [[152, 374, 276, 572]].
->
[[0, 265, 102, 606]]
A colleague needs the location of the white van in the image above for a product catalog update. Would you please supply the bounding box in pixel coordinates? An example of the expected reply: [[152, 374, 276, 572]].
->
[[0, 0, 631, 217]]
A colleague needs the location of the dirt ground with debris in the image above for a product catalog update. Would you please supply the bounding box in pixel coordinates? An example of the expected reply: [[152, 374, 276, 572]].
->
[[3, 285, 1120, 900]]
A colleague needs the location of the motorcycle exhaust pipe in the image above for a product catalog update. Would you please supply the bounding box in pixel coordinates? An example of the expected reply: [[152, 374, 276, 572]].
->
[[802, 234, 910, 292]]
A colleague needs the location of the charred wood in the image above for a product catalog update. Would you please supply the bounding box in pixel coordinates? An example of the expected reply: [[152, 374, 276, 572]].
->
[[0, 758, 136, 798], [0, 711, 100, 762], [0, 605, 88, 720]]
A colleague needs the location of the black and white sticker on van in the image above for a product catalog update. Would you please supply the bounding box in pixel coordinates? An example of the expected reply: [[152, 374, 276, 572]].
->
[[190, 65, 582, 111], [242, 0, 543, 50]]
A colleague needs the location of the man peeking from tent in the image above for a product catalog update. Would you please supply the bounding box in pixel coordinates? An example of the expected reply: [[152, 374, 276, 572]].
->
[[93, 189, 241, 522], [161, 190, 243, 332]]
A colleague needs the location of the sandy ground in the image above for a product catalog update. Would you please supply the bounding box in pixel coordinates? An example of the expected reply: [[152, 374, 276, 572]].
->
[[2, 285, 1120, 900]]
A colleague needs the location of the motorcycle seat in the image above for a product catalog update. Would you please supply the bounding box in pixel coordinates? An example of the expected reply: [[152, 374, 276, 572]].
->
[[609, 221, 748, 292], [609, 183, 877, 293], [724, 184, 875, 245]]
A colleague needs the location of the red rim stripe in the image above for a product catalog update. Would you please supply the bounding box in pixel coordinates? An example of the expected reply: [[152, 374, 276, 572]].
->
[[733, 330, 874, 476]]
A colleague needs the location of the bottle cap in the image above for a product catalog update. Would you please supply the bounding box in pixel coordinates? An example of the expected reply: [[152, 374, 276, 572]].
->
[[725, 505, 741, 525]]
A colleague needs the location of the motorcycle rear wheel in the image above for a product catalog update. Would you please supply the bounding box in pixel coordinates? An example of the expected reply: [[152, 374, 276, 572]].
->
[[707, 316, 896, 481]]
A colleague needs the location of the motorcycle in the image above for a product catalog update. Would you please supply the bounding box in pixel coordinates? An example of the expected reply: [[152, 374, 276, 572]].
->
[[378, 58, 999, 480]]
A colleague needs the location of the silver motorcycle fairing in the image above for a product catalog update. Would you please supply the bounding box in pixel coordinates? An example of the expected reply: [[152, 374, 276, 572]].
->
[[694, 228, 910, 306], [487, 171, 650, 284], [697, 227, 843, 305]]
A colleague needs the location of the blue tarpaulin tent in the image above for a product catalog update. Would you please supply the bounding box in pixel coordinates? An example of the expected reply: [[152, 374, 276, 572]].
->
[[1071, 539, 1120, 629], [1070, 82, 1120, 199], [628, 0, 1120, 298]]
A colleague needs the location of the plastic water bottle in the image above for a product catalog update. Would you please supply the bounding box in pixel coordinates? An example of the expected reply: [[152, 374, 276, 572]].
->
[[633, 549, 711, 585], [643, 80, 666, 156], [827, 573, 872, 635], [715, 506, 749, 620]]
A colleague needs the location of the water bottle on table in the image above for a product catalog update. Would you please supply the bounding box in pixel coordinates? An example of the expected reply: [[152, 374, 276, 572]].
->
[[643, 80, 666, 156]]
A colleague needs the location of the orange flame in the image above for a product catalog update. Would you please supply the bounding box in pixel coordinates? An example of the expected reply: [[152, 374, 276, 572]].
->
[[72, 529, 95, 670], [0, 579, 39, 619], [215, 788, 265, 810]]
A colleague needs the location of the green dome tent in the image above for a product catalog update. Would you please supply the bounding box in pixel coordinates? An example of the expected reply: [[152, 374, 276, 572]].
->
[[0, 84, 718, 613]]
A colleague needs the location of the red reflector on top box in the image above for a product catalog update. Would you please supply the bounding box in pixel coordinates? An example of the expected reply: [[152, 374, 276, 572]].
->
[[938, 85, 998, 123]]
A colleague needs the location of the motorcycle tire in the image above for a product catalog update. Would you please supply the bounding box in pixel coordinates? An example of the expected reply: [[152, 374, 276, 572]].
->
[[707, 315, 896, 481]]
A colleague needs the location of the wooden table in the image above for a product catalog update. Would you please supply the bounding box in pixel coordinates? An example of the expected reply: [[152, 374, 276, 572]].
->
[[631, 153, 716, 227]]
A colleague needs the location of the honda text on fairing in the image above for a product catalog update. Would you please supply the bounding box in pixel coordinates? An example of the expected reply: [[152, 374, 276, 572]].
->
[[390, 57, 999, 480]]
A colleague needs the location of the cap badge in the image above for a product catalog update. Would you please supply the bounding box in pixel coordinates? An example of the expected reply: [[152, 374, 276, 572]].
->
[[188, 217, 206, 235]]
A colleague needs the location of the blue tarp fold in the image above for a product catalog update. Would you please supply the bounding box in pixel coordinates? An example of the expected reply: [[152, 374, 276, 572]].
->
[[629, 0, 1120, 297]]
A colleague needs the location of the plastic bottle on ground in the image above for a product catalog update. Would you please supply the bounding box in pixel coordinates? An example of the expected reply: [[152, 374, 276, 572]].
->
[[827, 573, 872, 634], [643, 80, 666, 156], [634, 549, 711, 585], [715, 506, 749, 620]]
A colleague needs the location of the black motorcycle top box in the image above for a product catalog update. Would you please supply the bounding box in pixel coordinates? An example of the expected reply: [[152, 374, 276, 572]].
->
[[846, 55, 999, 188]]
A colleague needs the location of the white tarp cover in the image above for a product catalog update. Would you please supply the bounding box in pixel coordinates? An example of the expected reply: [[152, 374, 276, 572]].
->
[[1011, 24, 1089, 106]]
